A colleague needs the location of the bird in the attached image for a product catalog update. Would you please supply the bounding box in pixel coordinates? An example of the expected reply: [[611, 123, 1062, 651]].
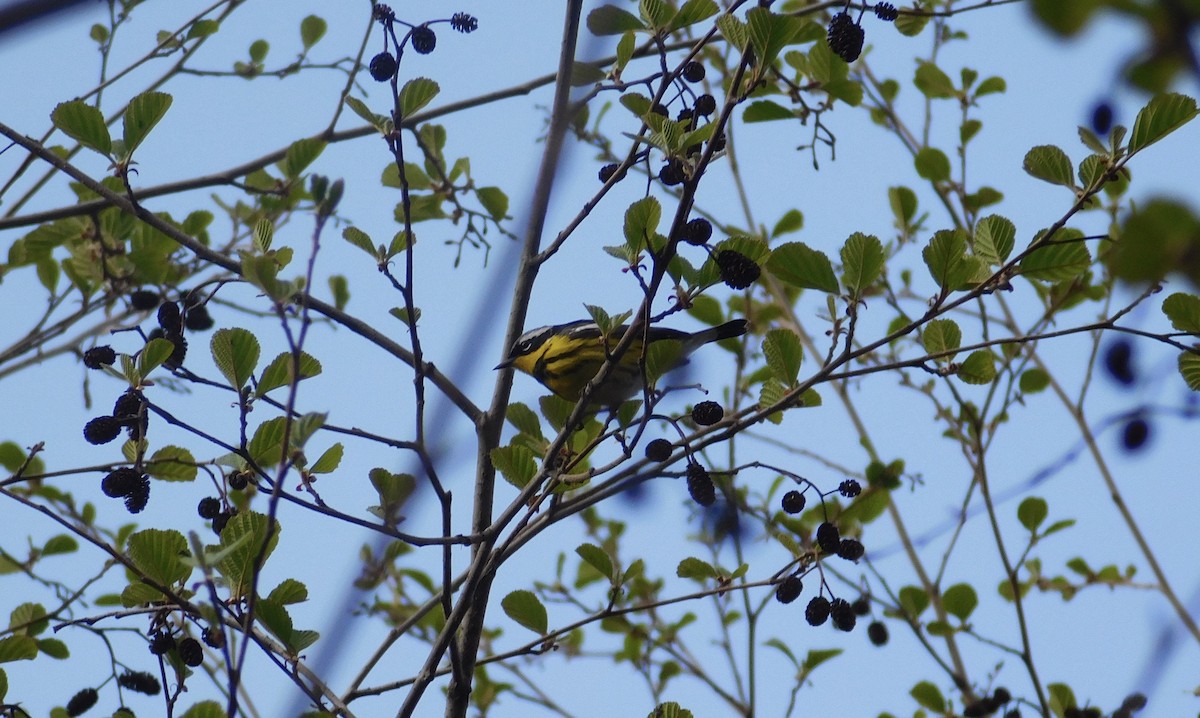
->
[[497, 318, 748, 408]]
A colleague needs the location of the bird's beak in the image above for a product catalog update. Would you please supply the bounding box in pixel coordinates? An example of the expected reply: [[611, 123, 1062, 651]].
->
[[495, 357, 513, 370]]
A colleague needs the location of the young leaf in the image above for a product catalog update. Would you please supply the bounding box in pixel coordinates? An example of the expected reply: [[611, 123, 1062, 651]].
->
[[1128, 92, 1198, 155], [762, 329, 803, 385], [1162, 292, 1200, 333], [1018, 496, 1048, 532], [51, 100, 113, 155], [122, 91, 172, 156], [973, 214, 1016, 265], [210, 328, 261, 390], [921, 319, 961, 363], [501, 590, 548, 635], [942, 583, 978, 621], [914, 146, 951, 182], [399, 77, 440, 117], [766, 241, 838, 293], [576, 543, 614, 581], [840, 233, 885, 297], [957, 350, 996, 385], [587, 4, 645, 35], [624, 196, 661, 252], [1022, 145, 1076, 188]]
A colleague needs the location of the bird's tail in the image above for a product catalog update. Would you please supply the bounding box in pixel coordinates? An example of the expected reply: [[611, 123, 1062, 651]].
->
[[693, 318, 749, 346]]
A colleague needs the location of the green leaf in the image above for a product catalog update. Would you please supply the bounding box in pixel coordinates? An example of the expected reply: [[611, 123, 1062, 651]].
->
[[491, 445, 536, 488], [973, 214, 1015, 265], [957, 350, 996, 385], [766, 241, 838, 293], [1128, 93, 1198, 155], [624, 196, 661, 252], [840, 233, 884, 296], [570, 61, 607, 86], [256, 351, 323, 396], [343, 226, 377, 258], [35, 638, 68, 659], [975, 76, 1006, 97], [1047, 683, 1078, 716], [477, 186, 509, 221], [127, 528, 192, 587], [1178, 351, 1200, 391], [248, 417, 287, 467], [923, 229, 975, 291], [210, 511, 278, 600], [268, 578, 308, 605], [148, 445, 197, 482], [1018, 496, 1048, 532], [1162, 293, 1200, 333], [898, 585, 928, 617], [921, 319, 961, 363], [41, 535, 78, 556], [644, 338, 683, 384], [910, 681, 946, 712], [1031, 0, 1097, 35], [282, 138, 325, 179], [676, 556, 717, 581], [309, 443, 343, 474], [771, 209, 804, 238], [742, 99, 795, 123], [576, 543, 614, 581], [1107, 200, 1200, 284], [0, 636, 37, 663], [913, 62, 956, 99], [138, 337, 175, 376], [344, 96, 390, 134], [122, 91, 172, 156], [51, 100, 112, 155], [300, 15, 327, 48], [670, 0, 719, 31], [501, 590, 548, 635], [762, 329, 803, 385], [889, 185, 918, 224], [942, 583, 978, 621], [1022, 145, 1076, 188], [914, 146, 951, 182], [1020, 368, 1050, 394], [399, 77, 440, 116], [9, 604, 48, 636], [893, 13, 929, 37], [210, 328, 261, 390], [587, 4, 645, 34], [1019, 232, 1090, 282]]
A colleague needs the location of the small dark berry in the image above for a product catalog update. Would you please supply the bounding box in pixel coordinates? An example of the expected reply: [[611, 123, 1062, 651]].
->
[[645, 438, 673, 462], [1121, 418, 1150, 451], [805, 595, 831, 626], [993, 687, 1012, 705], [598, 162, 625, 184], [694, 94, 717, 116], [202, 626, 225, 649], [691, 400, 724, 426], [157, 301, 182, 333], [184, 305, 214, 331], [124, 479, 150, 514], [130, 289, 161, 311], [680, 217, 713, 246], [198, 497, 222, 519], [1104, 339, 1135, 386], [816, 521, 840, 553], [650, 103, 669, 117], [676, 107, 695, 126], [229, 472, 250, 491], [851, 596, 870, 615], [163, 332, 187, 369], [83, 345, 116, 369], [781, 490, 806, 514], [1120, 693, 1147, 711], [838, 479, 862, 498], [830, 597, 856, 631], [874, 2, 899, 21], [450, 12, 478, 33], [1092, 102, 1114, 134], [681, 61, 705, 83], [775, 575, 803, 604], [118, 670, 161, 695], [148, 632, 176, 655], [178, 636, 204, 666], [686, 463, 716, 507], [658, 159, 685, 186], [112, 390, 145, 423], [102, 467, 141, 498], [84, 416, 122, 445], [369, 51, 397, 81], [1005, 711, 1022, 718], [963, 702, 988, 718], [373, 4, 394, 22], [410, 25, 436, 54], [867, 620, 888, 645], [827, 12, 865, 63], [716, 249, 760, 289], [66, 687, 98, 717], [837, 538, 865, 561], [213, 510, 235, 534]]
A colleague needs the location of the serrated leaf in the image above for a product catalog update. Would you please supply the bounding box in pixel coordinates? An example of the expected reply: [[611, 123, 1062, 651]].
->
[[644, 338, 682, 384], [138, 337, 175, 375], [344, 96, 390, 134], [477, 186, 508, 221], [210, 511, 278, 600], [1178, 351, 1200, 391], [35, 638, 67, 659], [840, 233, 884, 296], [624, 196, 661, 252], [122, 91, 172, 156], [1019, 234, 1090, 282], [923, 229, 974, 291], [771, 209, 803, 237], [127, 529, 192, 587], [51, 100, 112, 155], [922, 319, 961, 362], [491, 445, 536, 488], [898, 585, 928, 617], [914, 62, 955, 99], [1020, 368, 1050, 393], [256, 351, 322, 396], [973, 214, 1015, 265], [0, 636, 37, 663], [957, 350, 996, 385], [1162, 293, 1200, 333], [1018, 496, 1048, 532], [502, 590, 548, 635], [1128, 92, 1198, 155], [282, 138, 325, 179], [309, 443, 343, 474], [942, 583, 978, 621], [248, 417, 287, 467], [41, 535, 78, 556], [210, 328, 261, 390], [1023, 144, 1076, 188], [762, 329, 803, 385], [766, 241, 838, 293], [148, 445, 197, 482], [893, 13, 929, 37], [670, 0, 718, 31], [268, 578, 309, 605], [742, 99, 794, 123], [399, 77, 440, 117]]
